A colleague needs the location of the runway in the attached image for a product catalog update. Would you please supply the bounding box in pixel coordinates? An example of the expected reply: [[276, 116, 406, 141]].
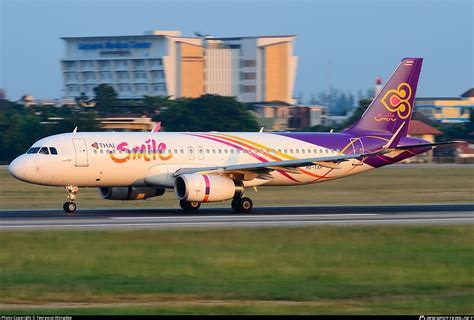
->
[[0, 204, 473, 230]]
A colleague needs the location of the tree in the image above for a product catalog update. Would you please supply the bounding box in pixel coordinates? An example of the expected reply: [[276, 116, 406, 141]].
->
[[93, 84, 118, 114], [160, 94, 259, 132], [0, 99, 100, 163], [75, 92, 89, 107], [343, 98, 372, 128], [143, 95, 174, 115]]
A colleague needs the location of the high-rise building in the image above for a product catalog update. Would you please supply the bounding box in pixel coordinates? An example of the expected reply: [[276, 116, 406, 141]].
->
[[60, 30, 297, 104]]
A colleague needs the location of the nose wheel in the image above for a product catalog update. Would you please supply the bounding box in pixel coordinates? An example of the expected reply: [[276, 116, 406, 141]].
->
[[63, 186, 79, 213], [231, 197, 253, 213], [63, 201, 77, 213]]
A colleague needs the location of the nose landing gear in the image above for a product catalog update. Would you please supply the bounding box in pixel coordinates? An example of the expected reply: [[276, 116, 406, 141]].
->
[[63, 186, 79, 213]]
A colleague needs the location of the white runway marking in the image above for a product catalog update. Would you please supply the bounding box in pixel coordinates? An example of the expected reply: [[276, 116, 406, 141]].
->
[[110, 213, 379, 220], [1, 217, 472, 229]]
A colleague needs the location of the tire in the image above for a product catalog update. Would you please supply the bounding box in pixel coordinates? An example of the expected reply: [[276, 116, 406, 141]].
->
[[180, 200, 201, 211], [231, 198, 240, 212], [237, 197, 253, 214], [63, 201, 77, 213]]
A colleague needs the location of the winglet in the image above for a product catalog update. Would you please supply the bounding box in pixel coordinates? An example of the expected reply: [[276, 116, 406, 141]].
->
[[151, 122, 161, 132]]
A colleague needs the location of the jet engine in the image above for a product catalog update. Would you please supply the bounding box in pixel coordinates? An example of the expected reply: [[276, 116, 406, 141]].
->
[[99, 186, 165, 200], [175, 174, 244, 202]]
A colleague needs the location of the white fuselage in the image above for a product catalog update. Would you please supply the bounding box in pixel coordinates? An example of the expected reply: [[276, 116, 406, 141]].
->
[[9, 132, 373, 188]]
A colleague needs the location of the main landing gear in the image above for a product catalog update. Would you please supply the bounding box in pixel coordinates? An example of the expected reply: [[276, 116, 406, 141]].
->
[[180, 200, 201, 211], [63, 186, 79, 213], [179, 197, 254, 213], [231, 196, 253, 213]]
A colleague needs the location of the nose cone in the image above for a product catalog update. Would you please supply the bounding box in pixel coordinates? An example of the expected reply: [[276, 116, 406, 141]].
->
[[8, 155, 31, 182]]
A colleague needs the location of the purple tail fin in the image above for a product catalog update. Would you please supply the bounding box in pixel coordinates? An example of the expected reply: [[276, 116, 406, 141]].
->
[[346, 58, 423, 137]]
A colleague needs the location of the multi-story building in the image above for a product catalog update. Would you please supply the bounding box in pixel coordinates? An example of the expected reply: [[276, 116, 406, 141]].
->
[[61, 30, 298, 104], [415, 88, 474, 123]]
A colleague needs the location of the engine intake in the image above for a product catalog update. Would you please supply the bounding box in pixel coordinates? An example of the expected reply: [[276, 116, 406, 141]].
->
[[175, 174, 243, 202], [99, 187, 165, 200]]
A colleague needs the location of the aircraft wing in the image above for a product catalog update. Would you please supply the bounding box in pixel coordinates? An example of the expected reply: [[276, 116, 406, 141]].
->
[[173, 149, 388, 177]]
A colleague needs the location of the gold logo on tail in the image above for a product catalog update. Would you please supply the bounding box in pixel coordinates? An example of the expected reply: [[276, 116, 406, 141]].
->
[[380, 82, 412, 119]]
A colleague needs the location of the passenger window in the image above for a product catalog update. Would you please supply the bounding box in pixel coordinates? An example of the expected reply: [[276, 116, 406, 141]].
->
[[39, 147, 49, 155], [49, 147, 58, 155], [27, 147, 40, 154]]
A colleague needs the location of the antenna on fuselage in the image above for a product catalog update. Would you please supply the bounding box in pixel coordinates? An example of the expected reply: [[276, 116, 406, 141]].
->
[[259, 127, 264, 132], [73, 127, 78, 133]]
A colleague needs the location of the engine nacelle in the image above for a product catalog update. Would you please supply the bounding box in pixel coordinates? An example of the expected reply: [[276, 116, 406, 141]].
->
[[175, 174, 243, 202], [99, 187, 165, 200]]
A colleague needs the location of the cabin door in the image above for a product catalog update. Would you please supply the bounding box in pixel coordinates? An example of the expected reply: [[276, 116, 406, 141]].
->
[[72, 138, 89, 167]]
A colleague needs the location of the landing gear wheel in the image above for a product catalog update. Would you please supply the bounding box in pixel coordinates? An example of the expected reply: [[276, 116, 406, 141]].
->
[[63, 186, 79, 214], [231, 198, 240, 212], [180, 200, 201, 211], [63, 201, 77, 213], [232, 197, 253, 213]]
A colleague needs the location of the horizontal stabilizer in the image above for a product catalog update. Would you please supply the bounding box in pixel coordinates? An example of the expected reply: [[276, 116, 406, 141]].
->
[[394, 141, 459, 150]]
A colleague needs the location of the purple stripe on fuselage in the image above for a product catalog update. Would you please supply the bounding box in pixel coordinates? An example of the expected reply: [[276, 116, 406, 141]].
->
[[189, 133, 268, 162], [187, 133, 300, 182], [273, 132, 431, 168]]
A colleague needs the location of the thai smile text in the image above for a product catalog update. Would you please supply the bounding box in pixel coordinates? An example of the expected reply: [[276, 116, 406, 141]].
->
[[110, 139, 173, 163]]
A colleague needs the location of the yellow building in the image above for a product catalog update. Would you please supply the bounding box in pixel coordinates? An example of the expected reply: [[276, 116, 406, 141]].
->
[[99, 116, 155, 132], [415, 88, 474, 123]]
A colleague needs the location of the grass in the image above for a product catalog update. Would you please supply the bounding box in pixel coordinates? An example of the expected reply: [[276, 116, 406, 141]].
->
[[0, 225, 473, 314], [0, 166, 473, 209]]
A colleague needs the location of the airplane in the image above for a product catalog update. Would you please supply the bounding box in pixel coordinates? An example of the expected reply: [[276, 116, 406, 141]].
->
[[8, 58, 449, 214]]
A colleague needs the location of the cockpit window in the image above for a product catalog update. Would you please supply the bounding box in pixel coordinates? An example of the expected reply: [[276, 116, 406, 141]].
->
[[26, 147, 40, 154], [39, 147, 50, 155], [49, 147, 58, 155]]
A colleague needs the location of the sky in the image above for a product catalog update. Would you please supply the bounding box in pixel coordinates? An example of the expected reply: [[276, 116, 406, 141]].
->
[[0, 0, 472, 101]]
